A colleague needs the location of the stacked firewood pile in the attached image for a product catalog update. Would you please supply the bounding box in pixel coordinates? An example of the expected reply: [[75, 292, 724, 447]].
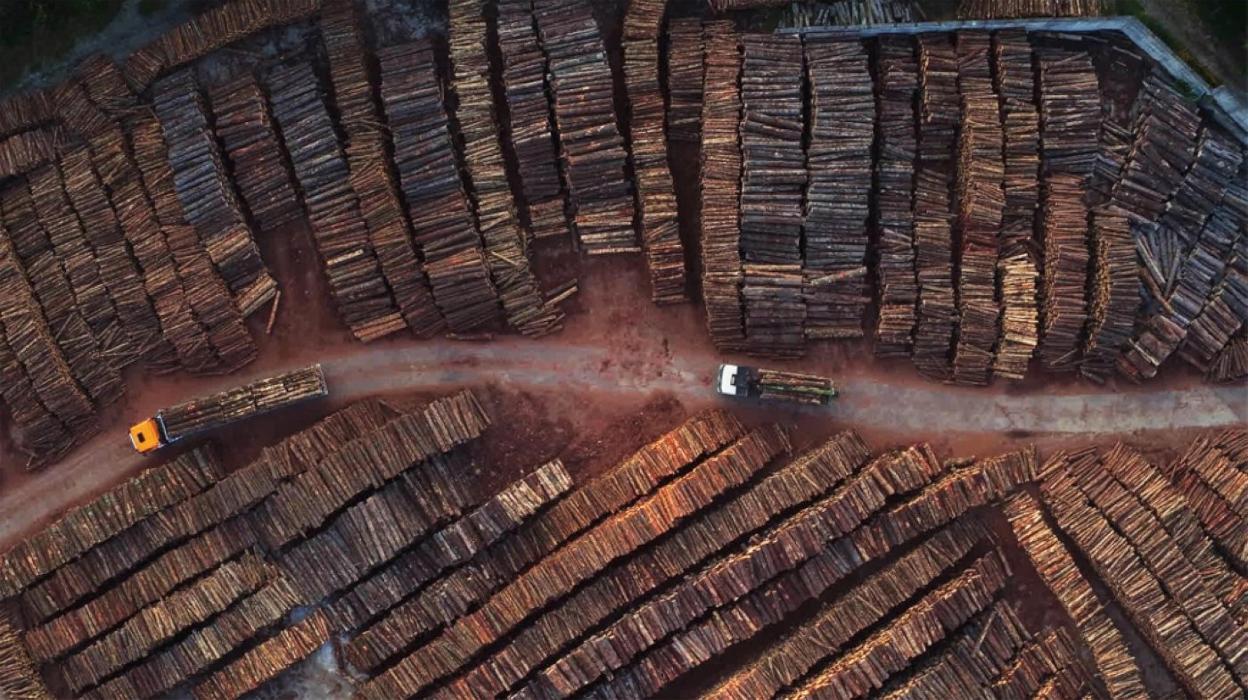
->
[[992, 30, 1039, 381], [911, 35, 958, 380], [958, 0, 1105, 18], [497, 0, 571, 241], [206, 74, 300, 236], [740, 35, 807, 358], [449, 0, 564, 337], [123, 0, 321, 91], [874, 37, 920, 358], [952, 32, 1004, 386], [1037, 48, 1098, 370], [534, 0, 638, 255], [321, 0, 444, 339], [666, 19, 704, 144], [265, 61, 405, 342], [699, 21, 747, 352], [156, 364, 326, 440], [805, 40, 874, 341], [623, 0, 689, 304], [152, 71, 276, 317], [376, 42, 501, 335]]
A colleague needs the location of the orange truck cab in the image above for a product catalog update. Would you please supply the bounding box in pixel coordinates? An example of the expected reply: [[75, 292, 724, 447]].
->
[[128, 417, 166, 454]]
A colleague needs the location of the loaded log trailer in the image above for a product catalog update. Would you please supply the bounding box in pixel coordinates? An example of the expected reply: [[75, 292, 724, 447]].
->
[[128, 364, 329, 454], [716, 364, 839, 406]]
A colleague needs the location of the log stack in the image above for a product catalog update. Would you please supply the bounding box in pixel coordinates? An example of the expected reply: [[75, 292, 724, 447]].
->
[[754, 368, 837, 405], [0, 128, 60, 180], [321, 0, 444, 339], [740, 34, 807, 358], [666, 19, 704, 144], [376, 42, 501, 335], [911, 34, 959, 380], [992, 30, 1040, 381], [497, 0, 572, 241], [265, 61, 405, 342], [1080, 206, 1137, 382], [623, 0, 689, 305], [534, 0, 639, 255], [157, 365, 327, 440], [952, 31, 1004, 386], [699, 21, 747, 352], [958, 0, 1105, 18], [206, 73, 301, 236], [804, 39, 874, 341], [874, 37, 920, 357], [152, 70, 276, 318], [449, 0, 564, 336]]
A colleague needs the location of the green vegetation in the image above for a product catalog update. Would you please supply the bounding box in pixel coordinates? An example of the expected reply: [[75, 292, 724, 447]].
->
[[138, 0, 167, 17], [1188, 0, 1246, 53], [1113, 0, 1220, 87], [0, 0, 125, 89]]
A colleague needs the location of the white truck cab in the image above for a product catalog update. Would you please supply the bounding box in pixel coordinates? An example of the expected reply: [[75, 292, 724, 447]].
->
[[716, 363, 750, 397]]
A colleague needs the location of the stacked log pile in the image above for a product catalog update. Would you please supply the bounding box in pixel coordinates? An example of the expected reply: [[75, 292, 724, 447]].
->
[[804, 40, 874, 341], [0, 88, 53, 137], [449, 0, 564, 336], [781, 0, 917, 28], [157, 364, 326, 440], [911, 35, 959, 380], [533, 0, 638, 255], [320, 0, 443, 338], [699, 21, 747, 352], [1037, 47, 1098, 370], [754, 368, 837, 405], [1108, 74, 1201, 225], [1208, 334, 1247, 383], [666, 19, 704, 144], [958, 0, 1105, 18], [123, 0, 321, 91], [497, 0, 571, 241], [206, 74, 301, 236], [1163, 430, 1248, 572], [376, 42, 501, 335], [992, 31, 1040, 380], [874, 37, 920, 357], [1080, 207, 1137, 381], [623, 0, 689, 304], [708, 0, 788, 8], [0, 128, 60, 180], [1087, 44, 1143, 206], [739, 35, 806, 358], [266, 61, 405, 342], [152, 71, 276, 317], [952, 31, 1003, 387]]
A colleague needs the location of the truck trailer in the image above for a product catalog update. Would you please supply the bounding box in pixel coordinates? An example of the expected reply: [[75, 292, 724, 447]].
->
[[716, 364, 838, 406]]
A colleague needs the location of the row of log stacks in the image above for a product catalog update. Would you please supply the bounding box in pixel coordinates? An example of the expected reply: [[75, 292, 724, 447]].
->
[[699, 21, 747, 352], [1207, 334, 1247, 382], [376, 42, 501, 335], [265, 61, 406, 342], [739, 35, 807, 358], [958, 0, 1106, 18], [1036, 47, 1098, 370], [874, 37, 920, 357], [123, 0, 322, 92], [623, 0, 689, 304], [533, 0, 639, 255], [157, 365, 325, 439], [1087, 42, 1144, 206], [0, 89, 53, 138], [497, 0, 572, 241], [1080, 206, 1137, 381], [1180, 202, 1247, 374], [666, 19, 704, 144], [1163, 429, 1248, 574], [151, 71, 276, 317], [952, 31, 1004, 387], [1040, 449, 1242, 698], [0, 128, 61, 180], [805, 39, 874, 341], [707, 0, 788, 8], [205, 74, 301, 236], [1122, 130, 1243, 381], [911, 34, 959, 380], [992, 30, 1040, 380], [448, 0, 564, 336], [320, 0, 444, 338]]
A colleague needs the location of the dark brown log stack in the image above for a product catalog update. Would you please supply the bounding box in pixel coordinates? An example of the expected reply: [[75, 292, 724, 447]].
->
[[958, 0, 1106, 19], [152, 71, 276, 318], [497, 0, 572, 242], [874, 37, 920, 357], [708, 0, 788, 8], [265, 61, 406, 342], [451, 0, 564, 336], [953, 31, 1004, 387], [1080, 206, 1137, 382], [666, 18, 704, 144], [700, 21, 747, 352], [0, 128, 60, 180], [623, 0, 689, 305], [206, 73, 302, 236], [911, 34, 959, 380], [992, 30, 1041, 381], [805, 39, 874, 342], [534, 0, 639, 255], [376, 41, 502, 334], [0, 88, 53, 138], [320, 0, 444, 338]]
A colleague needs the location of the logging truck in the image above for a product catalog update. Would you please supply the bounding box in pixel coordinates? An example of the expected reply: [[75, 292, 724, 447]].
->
[[128, 364, 328, 454], [716, 364, 838, 406]]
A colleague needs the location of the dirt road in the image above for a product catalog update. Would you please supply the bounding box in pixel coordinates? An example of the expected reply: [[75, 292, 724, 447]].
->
[[0, 338, 1242, 548]]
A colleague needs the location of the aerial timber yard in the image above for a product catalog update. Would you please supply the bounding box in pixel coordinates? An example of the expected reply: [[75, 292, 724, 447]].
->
[[0, 0, 1244, 697]]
